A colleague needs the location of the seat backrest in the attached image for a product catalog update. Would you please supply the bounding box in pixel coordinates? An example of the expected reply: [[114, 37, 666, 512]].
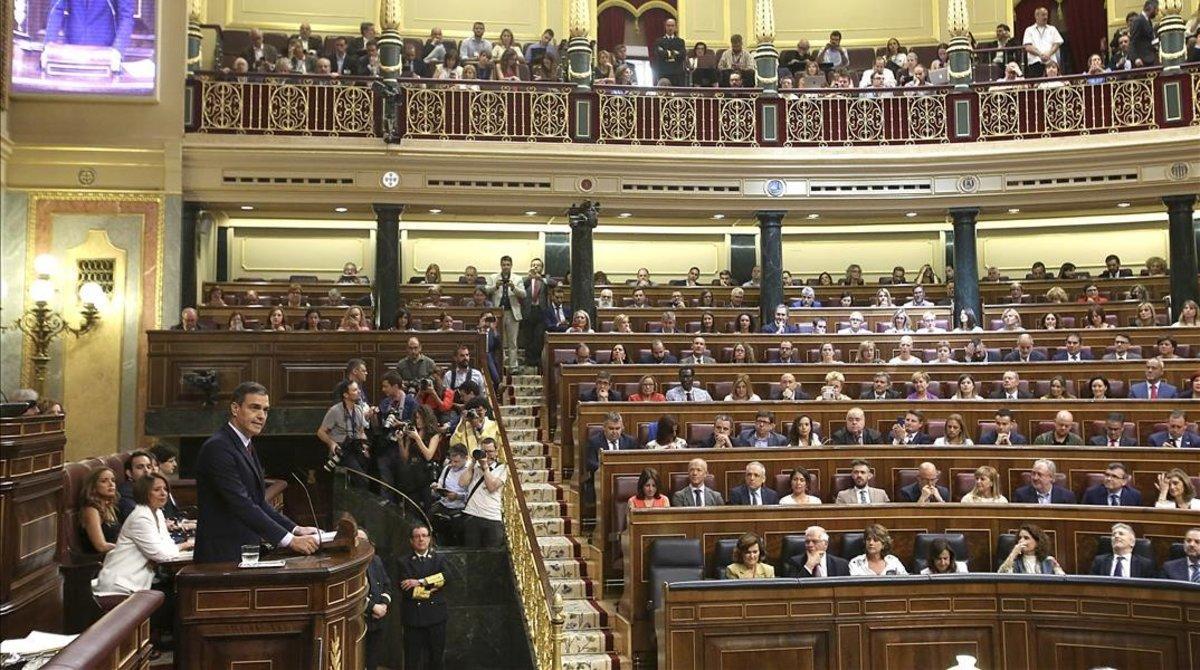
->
[[647, 539, 703, 611], [832, 472, 853, 495], [611, 475, 640, 541], [686, 423, 714, 445], [1086, 420, 1136, 441], [1169, 542, 1185, 561], [778, 535, 808, 576], [670, 472, 716, 495], [838, 532, 865, 560], [953, 472, 975, 500], [712, 538, 740, 578], [1095, 535, 1154, 561], [1035, 420, 1079, 436], [708, 381, 733, 399], [894, 468, 919, 499], [912, 532, 970, 573], [995, 533, 1018, 569]]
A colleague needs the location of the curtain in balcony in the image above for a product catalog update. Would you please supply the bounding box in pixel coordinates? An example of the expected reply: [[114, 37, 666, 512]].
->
[[598, 6, 630, 53], [1060, 0, 1107, 74], [640, 8, 670, 58]]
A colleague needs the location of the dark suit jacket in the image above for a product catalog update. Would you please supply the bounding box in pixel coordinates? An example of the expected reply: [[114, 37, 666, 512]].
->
[[727, 485, 780, 505], [116, 481, 136, 523], [1011, 484, 1077, 504], [543, 302, 570, 331], [241, 44, 280, 70], [790, 553, 851, 578], [1160, 557, 1197, 581], [978, 37, 1020, 63], [1089, 553, 1156, 578], [892, 431, 933, 445], [1081, 484, 1143, 506], [365, 554, 393, 632], [1098, 268, 1133, 278], [768, 387, 811, 400], [396, 551, 449, 628], [194, 424, 297, 563], [828, 428, 884, 445], [760, 323, 798, 334], [580, 388, 623, 403], [898, 482, 951, 503], [987, 388, 1033, 400], [45, 0, 135, 54], [978, 430, 1029, 445], [638, 353, 679, 364], [1148, 430, 1200, 448], [1002, 350, 1046, 362], [733, 429, 788, 447], [328, 52, 353, 74], [522, 276, 552, 318], [654, 35, 686, 76], [1088, 435, 1137, 446], [1052, 350, 1094, 361], [291, 34, 323, 54], [858, 388, 902, 400], [1128, 13, 1157, 66], [586, 433, 637, 473]]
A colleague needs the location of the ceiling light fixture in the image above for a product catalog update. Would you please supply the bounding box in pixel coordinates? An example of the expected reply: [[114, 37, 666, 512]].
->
[[429, 208, 442, 214], [240, 205, 254, 211], [905, 211, 918, 218], [1116, 202, 1131, 208], [618, 212, 632, 218], [711, 214, 726, 220], [524, 210, 538, 216], [334, 207, 348, 213]]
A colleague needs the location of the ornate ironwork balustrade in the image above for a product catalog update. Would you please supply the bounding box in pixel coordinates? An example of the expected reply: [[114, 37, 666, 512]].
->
[[185, 72, 380, 137]]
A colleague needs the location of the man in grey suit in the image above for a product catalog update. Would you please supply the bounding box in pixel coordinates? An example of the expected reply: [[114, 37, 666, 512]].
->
[[834, 459, 890, 504], [486, 255, 526, 371], [1101, 334, 1142, 361], [671, 458, 724, 507], [679, 336, 716, 365]]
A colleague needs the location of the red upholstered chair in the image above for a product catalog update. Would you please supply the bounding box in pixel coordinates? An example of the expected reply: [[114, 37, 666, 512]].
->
[[594, 350, 611, 364], [832, 472, 854, 496], [620, 382, 640, 398], [893, 468, 919, 500], [669, 472, 716, 495], [687, 423, 714, 446], [1086, 420, 1136, 441], [953, 472, 975, 500], [708, 381, 733, 399]]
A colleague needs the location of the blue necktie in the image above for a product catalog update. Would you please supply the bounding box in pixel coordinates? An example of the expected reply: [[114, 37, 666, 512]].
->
[[1114, 556, 1124, 577]]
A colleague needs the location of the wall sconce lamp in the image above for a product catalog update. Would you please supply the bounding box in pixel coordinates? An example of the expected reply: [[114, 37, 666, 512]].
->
[[13, 254, 105, 395]]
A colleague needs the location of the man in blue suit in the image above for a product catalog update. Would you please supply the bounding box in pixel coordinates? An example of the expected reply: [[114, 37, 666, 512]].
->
[[194, 381, 321, 563], [543, 285, 571, 333], [733, 410, 789, 447], [1081, 462, 1144, 507], [727, 461, 780, 505], [978, 409, 1029, 445], [1088, 413, 1137, 446], [1002, 334, 1047, 362], [1051, 333, 1094, 361], [585, 411, 637, 477], [1148, 410, 1200, 448], [1011, 458, 1077, 504], [1160, 528, 1200, 582], [639, 340, 678, 364], [1129, 357, 1178, 399], [898, 462, 950, 503], [45, 0, 136, 56], [760, 304, 798, 334]]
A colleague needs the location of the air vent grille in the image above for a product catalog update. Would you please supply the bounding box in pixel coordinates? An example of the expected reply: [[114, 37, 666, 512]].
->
[[808, 180, 933, 195], [427, 178, 552, 189], [1005, 171, 1138, 189], [621, 182, 741, 193], [222, 174, 354, 186]]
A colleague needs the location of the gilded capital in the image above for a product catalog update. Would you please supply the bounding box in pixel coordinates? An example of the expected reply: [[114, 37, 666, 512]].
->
[[569, 0, 590, 39], [754, 0, 775, 45], [380, 0, 402, 32], [1161, 0, 1182, 15], [947, 0, 969, 38], [188, 0, 205, 24]]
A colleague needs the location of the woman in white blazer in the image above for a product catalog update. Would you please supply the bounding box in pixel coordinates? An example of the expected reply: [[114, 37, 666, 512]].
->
[[93, 473, 193, 596]]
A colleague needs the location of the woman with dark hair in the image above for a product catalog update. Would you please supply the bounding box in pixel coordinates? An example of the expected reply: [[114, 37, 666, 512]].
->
[[266, 307, 290, 331], [1041, 374, 1075, 400], [730, 342, 757, 364], [1039, 312, 1060, 330], [1179, 371, 1200, 399], [93, 473, 192, 595], [227, 311, 246, 331], [950, 374, 984, 400], [390, 308, 411, 331], [698, 311, 718, 333], [816, 272, 834, 286], [1058, 262, 1078, 280], [915, 264, 939, 284], [628, 467, 669, 508], [734, 313, 754, 334], [779, 466, 822, 505], [392, 404, 444, 503], [838, 291, 854, 307], [698, 290, 715, 308], [302, 308, 324, 331], [205, 285, 226, 307], [1155, 468, 1200, 509], [849, 524, 907, 576], [79, 467, 120, 554], [955, 308, 981, 332], [933, 413, 973, 445], [645, 415, 686, 449], [921, 538, 968, 574], [1084, 305, 1112, 329], [998, 523, 1064, 574], [608, 343, 630, 364], [787, 415, 822, 447], [1087, 376, 1111, 400], [725, 532, 775, 579]]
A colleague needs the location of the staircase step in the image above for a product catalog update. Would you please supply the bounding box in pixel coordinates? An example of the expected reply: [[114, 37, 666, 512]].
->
[[514, 455, 549, 470], [550, 577, 593, 600], [561, 629, 610, 655], [510, 441, 545, 457], [531, 516, 570, 536], [500, 404, 535, 415], [537, 535, 580, 559], [560, 600, 608, 630], [560, 653, 625, 670], [504, 415, 537, 429], [526, 500, 566, 518], [520, 482, 560, 503], [544, 558, 586, 579], [517, 469, 551, 484]]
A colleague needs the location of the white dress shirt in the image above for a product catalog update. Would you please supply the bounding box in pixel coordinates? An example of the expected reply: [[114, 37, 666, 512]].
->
[[93, 505, 181, 595]]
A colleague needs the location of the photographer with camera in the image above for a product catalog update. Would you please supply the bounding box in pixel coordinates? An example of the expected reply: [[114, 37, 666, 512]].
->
[[486, 255, 527, 371], [443, 344, 487, 399], [449, 405, 499, 454], [378, 401, 444, 508], [397, 336, 437, 384], [458, 437, 507, 547], [415, 373, 456, 429], [317, 380, 370, 480], [429, 443, 470, 545]]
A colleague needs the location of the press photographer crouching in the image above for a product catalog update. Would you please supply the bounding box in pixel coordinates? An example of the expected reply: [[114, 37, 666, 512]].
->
[[429, 443, 470, 545], [458, 437, 507, 548], [318, 379, 370, 481]]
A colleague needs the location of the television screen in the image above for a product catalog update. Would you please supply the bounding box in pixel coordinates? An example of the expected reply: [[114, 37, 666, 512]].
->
[[10, 0, 157, 97]]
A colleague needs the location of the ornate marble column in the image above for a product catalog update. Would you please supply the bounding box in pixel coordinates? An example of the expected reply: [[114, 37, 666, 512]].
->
[[1164, 194, 1198, 317], [946, 0, 974, 88], [187, 0, 205, 74], [949, 208, 982, 323], [566, 0, 594, 88], [378, 0, 403, 82], [568, 202, 599, 323], [756, 211, 785, 325], [1157, 0, 1187, 69], [753, 0, 778, 94]]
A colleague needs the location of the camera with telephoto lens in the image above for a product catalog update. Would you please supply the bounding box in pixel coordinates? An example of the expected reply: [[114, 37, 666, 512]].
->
[[472, 448, 486, 461], [383, 413, 414, 441]]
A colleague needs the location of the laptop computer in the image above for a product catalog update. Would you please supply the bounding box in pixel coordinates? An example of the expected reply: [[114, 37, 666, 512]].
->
[[927, 67, 949, 85]]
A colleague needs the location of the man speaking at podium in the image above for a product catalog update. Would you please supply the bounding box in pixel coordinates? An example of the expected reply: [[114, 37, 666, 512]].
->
[[194, 381, 322, 563]]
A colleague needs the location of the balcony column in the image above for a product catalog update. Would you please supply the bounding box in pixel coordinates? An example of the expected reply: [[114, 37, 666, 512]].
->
[[373, 204, 403, 328], [1165, 194, 1198, 318], [378, 0, 403, 82], [946, 0, 974, 88], [568, 202, 599, 324], [186, 0, 205, 74], [566, 0, 594, 89], [949, 207, 982, 323], [752, 0, 778, 95], [1157, 0, 1187, 69], [756, 211, 785, 325], [180, 202, 201, 309]]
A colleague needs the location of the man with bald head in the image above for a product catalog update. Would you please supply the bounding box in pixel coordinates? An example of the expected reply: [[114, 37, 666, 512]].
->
[[988, 370, 1032, 400], [788, 526, 851, 577], [1033, 410, 1084, 445], [241, 28, 280, 71], [898, 462, 950, 503], [671, 458, 723, 507], [395, 336, 437, 383], [173, 307, 207, 331], [1003, 333, 1046, 362], [829, 407, 884, 445]]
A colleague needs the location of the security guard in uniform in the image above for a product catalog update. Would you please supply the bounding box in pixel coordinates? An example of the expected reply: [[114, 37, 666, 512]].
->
[[397, 524, 448, 669]]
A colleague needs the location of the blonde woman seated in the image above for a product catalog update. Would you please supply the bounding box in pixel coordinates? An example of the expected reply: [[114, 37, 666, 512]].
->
[[907, 371, 939, 401], [627, 467, 670, 509], [337, 306, 371, 331], [1155, 468, 1200, 509], [960, 465, 1007, 503], [724, 373, 761, 401], [817, 371, 852, 401], [933, 413, 974, 446], [725, 532, 775, 579], [787, 414, 822, 447], [565, 310, 594, 334], [856, 340, 880, 364], [997, 308, 1023, 331], [848, 524, 908, 576], [93, 473, 193, 596], [998, 523, 1064, 574], [1044, 286, 1069, 303], [884, 309, 913, 334], [1133, 302, 1158, 328], [779, 467, 822, 505], [874, 288, 894, 307], [612, 313, 633, 333], [645, 415, 687, 449], [1174, 299, 1199, 327], [921, 538, 968, 574]]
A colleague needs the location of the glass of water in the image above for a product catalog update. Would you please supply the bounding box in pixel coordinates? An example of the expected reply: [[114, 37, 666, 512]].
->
[[241, 543, 260, 566]]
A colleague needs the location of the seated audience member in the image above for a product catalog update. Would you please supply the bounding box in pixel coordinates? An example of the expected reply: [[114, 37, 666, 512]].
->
[[93, 473, 193, 596], [817, 342, 838, 364], [837, 311, 869, 334], [1174, 299, 1200, 327], [173, 307, 204, 331], [829, 408, 885, 445], [570, 343, 593, 365], [780, 467, 822, 505], [1142, 256, 1167, 276], [1130, 358, 1177, 399], [732, 312, 754, 334], [1052, 333, 1092, 361], [730, 342, 757, 364], [990, 370, 1033, 400], [266, 307, 290, 332], [761, 304, 797, 334], [961, 465, 1007, 503], [1156, 468, 1200, 509], [1133, 301, 1158, 328], [874, 288, 895, 308], [338, 306, 371, 331], [786, 414, 822, 447], [204, 286, 226, 306], [628, 467, 670, 509], [150, 444, 180, 481], [695, 414, 736, 448], [666, 367, 712, 402], [659, 310, 681, 333], [1033, 410, 1084, 445], [916, 312, 945, 334], [1039, 312, 1060, 330], [645, 415, 687, 450], [629, 375, 665, 402], [817, 371, 852, 401], [462, 287, 492, 308], [608, 344, 630, 365], [1156, 337, 1181, 360], [284, 284, 305, 308], [888, 335, 921, 364], [696, 311, 718, 334], [1087, 375, 1112, 400], [963, 337, 993, 362], [725, 373, 760, 401], [672, 458, 724, 507], [790, 286, 821, 308], [1082, 462, 1143, 506], [902, 286, 932, 308], [1160, 528, 1200, 582], [856, 340, 879, 364], [898, 462, 949, 503], [1090, 524, 1156, 577], [998, 523, 1065, 574], [79, 467, 121, 554], [978, 408, 1028, 444], [1040, 374, 1075, 400], [1103, 334, 1141, 360], [725, 532, 775, 579], [586, 412, 637, 480], [1003, 333, 1044, 362], [860, 372, 901, 400], [1091, 413, 1136, 446], [728, 462, 779, 506], [922, 538, 968, 574], [565, 310, 594, 334], [303, 308, 326, 331], [906, 371, 938, 401], [640, 340, 678, 364], [680, 336, 716, 365], [396, 337, 436, 383], [996, 307, 1023, 331], [1180, 372, 1200, 399], [582, 371, 622, 402], [1084, 306, 1113, 330], [771, 373, 810, 400], [890, 410, 933, 445], [1078, 284, 1108, 304], [388, 310, 410, 331], [790, 525, 850, 577], [950, 373, 985, 401], [1149, 410, 1200, 448], [226, 312, 245, 331], [835, 459, 890, 504], [117, 451, 155, 522], [849, 524, 908, 576], [735, 411, 788, 447], [1026, 261, 1051, 280], [727, 287, 747, 308], [955, 309, 983, 333], [934, 413, 973, 445], [1012, 459, 1077, 504]]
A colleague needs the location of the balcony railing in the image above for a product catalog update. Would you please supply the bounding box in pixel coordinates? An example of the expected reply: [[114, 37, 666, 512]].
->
[[184, 64, 1198, 145]]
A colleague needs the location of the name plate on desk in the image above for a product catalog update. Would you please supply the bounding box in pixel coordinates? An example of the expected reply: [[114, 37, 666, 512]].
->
[[239, 559, 287, 569]]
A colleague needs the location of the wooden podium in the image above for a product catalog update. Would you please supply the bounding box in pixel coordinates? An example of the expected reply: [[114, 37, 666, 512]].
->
[[175, 526, 373, 670]]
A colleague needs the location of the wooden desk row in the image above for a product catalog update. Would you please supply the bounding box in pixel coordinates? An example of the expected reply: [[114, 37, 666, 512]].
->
[[620, 505, 1200, 658], [195, 304, 376, 327], [594, 444, 1200, 588], [202, 280, 373, 304], [657, 577, 1200, 670]]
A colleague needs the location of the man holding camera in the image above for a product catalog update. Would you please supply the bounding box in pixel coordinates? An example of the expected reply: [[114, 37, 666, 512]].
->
[[317, 380, 370, 478], [458, 437, 507, 547], [486, 255, 527, 371], [429, 444, 470, 545], [449, 406, 499, 453], [397, 337, 437, 385]]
